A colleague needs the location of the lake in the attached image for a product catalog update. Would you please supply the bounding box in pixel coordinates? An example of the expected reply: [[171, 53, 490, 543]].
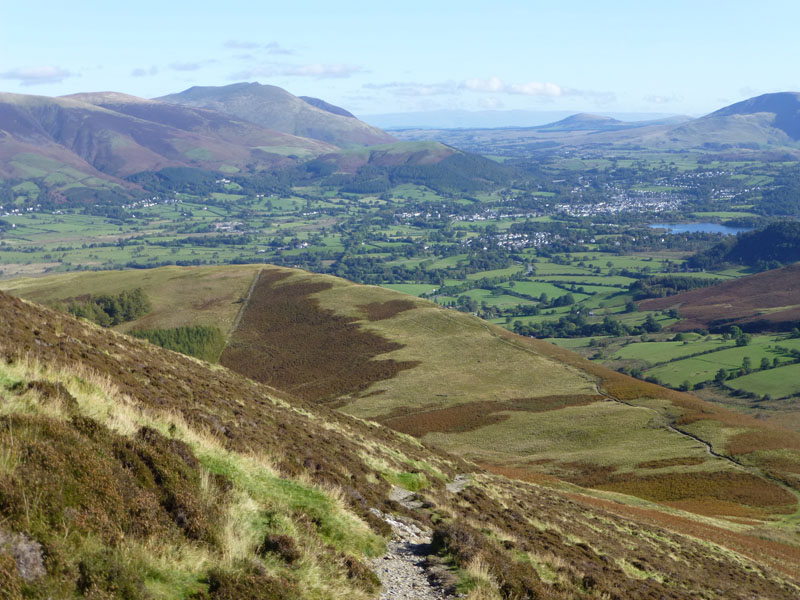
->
[[648, 222, 754, 235]]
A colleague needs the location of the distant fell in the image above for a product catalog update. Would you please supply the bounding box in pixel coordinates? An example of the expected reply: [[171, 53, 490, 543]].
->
[[534, 113, 626, 132], [157, 82, 395, 147], [0, 91, 337, 189], [710, 92, 800, 140]]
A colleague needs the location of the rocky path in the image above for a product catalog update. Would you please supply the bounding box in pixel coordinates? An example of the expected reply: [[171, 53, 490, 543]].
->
[[371, 481, 471, 600], [371, 514, 444, 600]]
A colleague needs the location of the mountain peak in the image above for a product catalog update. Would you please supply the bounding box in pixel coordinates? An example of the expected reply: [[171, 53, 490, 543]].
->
[[157, 82, 394, 147], [707, 92, 800, 140]]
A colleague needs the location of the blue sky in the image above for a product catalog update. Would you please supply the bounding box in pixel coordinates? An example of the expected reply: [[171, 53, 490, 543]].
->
[[1, 1, 797, 118]]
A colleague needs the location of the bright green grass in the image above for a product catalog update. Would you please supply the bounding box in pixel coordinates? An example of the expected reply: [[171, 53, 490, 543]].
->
[[644, 342, 792, 387], [427, 254, 468, 268], [729, 363, 800, 398], [613, 338, 732, 364], [533, 275, 635, 287], [465, 265, 524, 280], [499, 280, 574, 299], [530, 262, 595, 276], [461, 288, 540, 308]]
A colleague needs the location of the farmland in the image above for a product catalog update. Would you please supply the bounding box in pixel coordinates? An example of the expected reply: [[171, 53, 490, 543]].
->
[[4, 150, 800, 427]]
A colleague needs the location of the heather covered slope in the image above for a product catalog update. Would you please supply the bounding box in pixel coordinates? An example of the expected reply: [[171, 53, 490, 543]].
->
[[2, 292, 800, 598], [215, 268, 800, 530], [6, 265, 800, 530], [641, 262, 800, 332]]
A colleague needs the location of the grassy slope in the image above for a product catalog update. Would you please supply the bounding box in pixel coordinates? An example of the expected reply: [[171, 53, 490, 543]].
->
[[5, 266, 800, 548], [0, 265, 262, 335], [1, 293, 800, 598]]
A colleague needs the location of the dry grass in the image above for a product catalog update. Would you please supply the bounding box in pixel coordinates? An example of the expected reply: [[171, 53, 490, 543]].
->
[[636, 457, 707, 469], [0, 264, 262, 337], [3, 289, 800, 598]]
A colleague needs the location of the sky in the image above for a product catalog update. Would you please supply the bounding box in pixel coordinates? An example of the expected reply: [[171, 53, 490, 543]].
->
[[1, 1, 798, 119]]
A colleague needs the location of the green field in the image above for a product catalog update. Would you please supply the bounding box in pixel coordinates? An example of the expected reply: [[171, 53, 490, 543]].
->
[[728, 362, 800, 398], [614, 338, 732, 364]]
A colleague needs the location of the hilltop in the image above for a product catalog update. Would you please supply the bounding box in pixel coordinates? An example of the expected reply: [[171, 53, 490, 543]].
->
[[0, 91, 337, 198], [0, 85, 509, 203], [157, 82, 395, 147], [393, 92, 800, 156], [1, 278, 800, 598]]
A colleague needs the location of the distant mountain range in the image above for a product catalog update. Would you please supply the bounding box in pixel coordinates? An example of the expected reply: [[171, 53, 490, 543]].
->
[[362, 109, 686, 130], [393, 92, 800, 156], [0, 83, 463, 199], [3, 87, 800, 201]]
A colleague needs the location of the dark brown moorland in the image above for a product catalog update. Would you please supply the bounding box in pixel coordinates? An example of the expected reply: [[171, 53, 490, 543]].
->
[[640, 263, 800, 332]]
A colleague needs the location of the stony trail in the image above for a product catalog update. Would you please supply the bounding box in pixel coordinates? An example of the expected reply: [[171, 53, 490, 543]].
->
[[371, 513, 446, 600], [371, 481, 471, 600]]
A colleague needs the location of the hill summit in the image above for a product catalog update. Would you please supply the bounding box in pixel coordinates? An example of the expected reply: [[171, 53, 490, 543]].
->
[[709, 92, 800, 140], [157, 82, 395, 147]]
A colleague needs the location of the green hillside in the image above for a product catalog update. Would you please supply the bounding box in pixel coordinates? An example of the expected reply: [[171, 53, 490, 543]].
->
[[2, 281, 800, 598], [7, 265, 800, 535]]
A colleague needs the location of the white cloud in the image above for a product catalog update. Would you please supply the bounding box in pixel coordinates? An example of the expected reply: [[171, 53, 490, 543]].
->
[[644, 93, 682, 105], [0, 66, 74, 86], [131, 66, 159, 77], [463, 76, 507, 93], [233, 63, 364, 80], [478, 97, 505, 109], [463, 77, 563, 97], [170, 60, 216, 72], [281, 63, 363, 78], [508, 81, 563, 96], [363, 81, 457, 96], [224, 40, 293, 55]]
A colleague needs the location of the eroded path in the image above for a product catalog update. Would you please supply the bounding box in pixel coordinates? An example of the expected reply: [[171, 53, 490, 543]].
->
[[371, 513, 447, 600]]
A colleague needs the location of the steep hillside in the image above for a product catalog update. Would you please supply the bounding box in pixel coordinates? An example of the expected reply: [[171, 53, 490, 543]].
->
[[709, 92, 800, 140], [2, 287, 800, 598], [299, 96, 356, 118], [10, 266, 800, 530], [63, 92, 337, 157], [0, 92, 337, 193], [157, 83, 396, 147], [215, 268, 800, 520], [641, 262, 800, 332]]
